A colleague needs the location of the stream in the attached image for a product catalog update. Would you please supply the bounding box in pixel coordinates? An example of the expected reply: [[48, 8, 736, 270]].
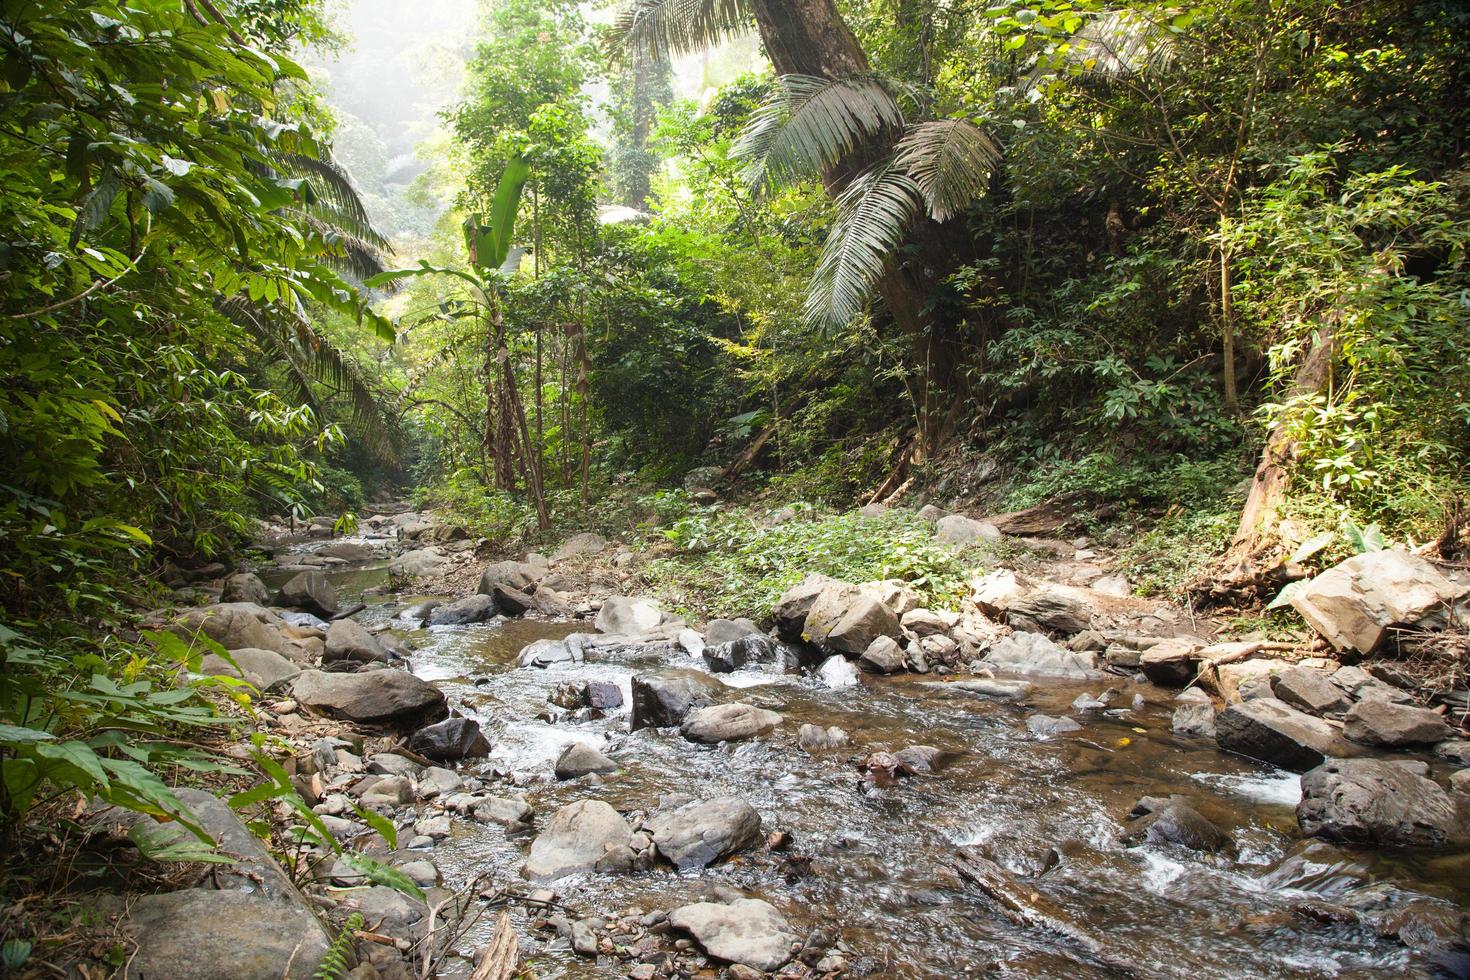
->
[[266, 541, 1470, 979]]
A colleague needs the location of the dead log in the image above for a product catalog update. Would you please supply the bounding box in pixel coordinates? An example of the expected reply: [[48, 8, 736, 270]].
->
[[468, 911, 521, 980]]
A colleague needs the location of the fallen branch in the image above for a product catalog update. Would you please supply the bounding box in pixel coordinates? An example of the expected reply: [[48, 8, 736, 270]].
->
[[468, 911, 520, 980]]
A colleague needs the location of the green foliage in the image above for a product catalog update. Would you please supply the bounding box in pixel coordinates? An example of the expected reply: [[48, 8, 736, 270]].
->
[[650, 508, 972, 618], [313, 912, 363, 980]]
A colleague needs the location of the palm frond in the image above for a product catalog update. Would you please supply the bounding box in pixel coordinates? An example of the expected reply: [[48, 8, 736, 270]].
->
[[804, 158, 923, 332], [297, 215, 391, 282], [611, 0, 754, 61], [893, 119, 1001, 222], [733, 74, 904, 189], [1028, 8, 1177, 91], [280, 153, 390, 249]]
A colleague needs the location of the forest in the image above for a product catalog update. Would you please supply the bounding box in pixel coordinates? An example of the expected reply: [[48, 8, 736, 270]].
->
[[1, 0, 1469, 977]]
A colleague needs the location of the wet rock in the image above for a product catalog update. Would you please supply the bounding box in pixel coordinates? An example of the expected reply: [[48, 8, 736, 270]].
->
[[414, 814, 451, 839], [1025, 714, 1082, 739], [277, 570, 338, 617], [408, 717, 490, 761], [805, 587, 901, 656], [817, 655, 860, 688], [553, 531, 608, 561], [337, 885, 426, 934], [518, 636, 585, 668], [934, 514, 1002, 546], [894, 745, 947, 772], [668, 898, 798, 973], [523, 800, 633, 881], [595, 595, 664, 635], [490, 584, 534, 616], [1330, 664, 1414, 705], [1298, 759, 1458, 847], [798, 724, 849, 752], [1290, 550, 1468, 654], [1123, 799, 1231, 852], [678, 627, 706, 657], [397, 600, 440, 626], [706, 617, 761, 646], [858, 635, 906, 673], [119, 889, 329, 979], [220, 572, 270, 605], [930, 677, 1036, 700], [1435, 740, 1470, 766], [902, 608, 958, 637], [292, 669, 448, 730], [199, 647, 300, 693], [680, 702, 781, 743], [323, 618, 388, 665], [1138, 639, 1203, 686], [366, 753, 423, 778], [1374, 896, 1470, 954], [630, 670, 725, 730], [1172, 701, 1216, 738], [555, 742, 618, 779], [704, 633, 782, 673], [1215, 698, 1359, 772], [649, 798, 763, 869], [472, 795, 534, 828], [418, 766, 462, 798], [771, 573, 841, 641], [1342, 699, 1452, 747], [426, 594, 498, 626], [982, 631, 1099, 680], [478, 559, 540, 596], [1273, 666, 1351, 716], [585, 680, 623, 710], [355, 774, 413, 808], [389, 547, 447, 577]]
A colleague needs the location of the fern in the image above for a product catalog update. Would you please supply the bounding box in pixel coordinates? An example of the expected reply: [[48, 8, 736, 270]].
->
[[312, 912, 363, 980]]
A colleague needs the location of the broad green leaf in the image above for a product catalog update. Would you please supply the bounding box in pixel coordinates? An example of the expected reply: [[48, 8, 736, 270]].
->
[[129, 821, 237, 865], [0, 724, 56, 745]]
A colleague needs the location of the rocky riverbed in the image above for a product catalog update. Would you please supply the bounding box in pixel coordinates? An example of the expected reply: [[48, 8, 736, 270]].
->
[[115, 505, 1470, 979]]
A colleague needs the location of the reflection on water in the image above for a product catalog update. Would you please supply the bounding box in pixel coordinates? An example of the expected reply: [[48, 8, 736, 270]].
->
[[304, 558, 1468, 980]]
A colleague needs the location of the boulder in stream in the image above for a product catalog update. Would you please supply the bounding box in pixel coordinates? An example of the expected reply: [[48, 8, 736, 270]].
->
[[323, 618, 388, 664], [630, 669, 724, 730], [276, 569, 338, 617], [172, 602, 296, 656], [478, 559, 540, 596], [519, 636, 585, 668], [858, 635, 906, 673], [817, 655, 860, 688], [1214, 698, 1360, 772], [554, 742, 618, 779], [522, 800, 633, 881], [220, 572, 270, 605], [1171, 701, 1216, 738], [291, 669, 447, 730], [706, 617, 761, 646], [1123, 797, 1232, 853], [680, 702, 782, 743], [804, 586, 901, 656], [1298, 759, 1458, 847], [408, 717, 490, 760], [704, 633, 782, 673], [981, 631, 1100, 680], [649, 797, 763, 869], [668, 898, 798, 973], [426, 594, 498, 626], [1342, 699, 1452, 747], [1272, 666, 1351, 716], [771, 573, 841, 641], [199, 647, 300, 693], [595, 595, 664, 635], [798, 724, 849, 752]]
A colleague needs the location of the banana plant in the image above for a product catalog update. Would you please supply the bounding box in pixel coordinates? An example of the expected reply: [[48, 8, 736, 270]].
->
[[366, 158, 550, 528]]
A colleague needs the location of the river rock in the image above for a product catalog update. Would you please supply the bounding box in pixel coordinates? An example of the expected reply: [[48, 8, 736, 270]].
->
[[323, 618, 388, 665], [523, 800, 633, 881], [220, 572, 270, 605], [817, 655, 860, 688], [1298, 759, 1458, 847], [595, 595, 664, 635], [1138, 639, 1202, 686], [1026, 714, 1082, 739], [707, 617, 761, 646], [555, 742, 618, 779], [858, 635, 906, 673], [649, 797, 763, 869], [490, 584, 534, 616], [389, 547, 447, 577], [1273, 666, 1351, 716], [929, 678, 1036, 700], [1004, 584, 1093, 635], [478, 559, 540, 596], [426, 594, 498, 626], [934, 514, 1002, 546], [1289, 550, 1469, 654], [473, 795, 534, 828], [771, 574, 841, 641], [172, 602, 295, 656], [292, 669, 447, 730], [119, 888, 329, 979], [1215, 698, 1359, 772], [1436, 740, 1470, 766], [1342, 699, 1452, 747], [276, 570, 338, 617], [585, 680, 623, 710], [553, 532, 608, 561], [199, 647, 301, 692], [901, 607, 957, 637], [798, 724, 849, 751], [704, 634, 782, 673], [631, 669, 724, 730], [680, 702, 781, 743], [408, 717, 490, 760], [1329, 664, 1414, 705], [982, 631, 1099, 679], [1123, 799, 1231, 852], [804, 587, 901, 656], [1172, 701, 1216, 738], [519, 637, 584, 668], [669, 898, 798, 972]]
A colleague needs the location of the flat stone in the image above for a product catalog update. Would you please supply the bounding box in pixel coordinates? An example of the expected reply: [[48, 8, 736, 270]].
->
[[668, 898, 799, 972], [518, 636, 584, 668], [1273, 666, 1351, 716], [1138, 639, 1202, 686], [523, 800, 632, 881], [706, 618, 762, 646], [323, 618, 388, 665], [472, 795, 534, 828], [1026, 714, 1082, 738], [1215, 698, 1360, 772], [291, 669, 447, 730], [631, 670, 724, 730], [426, 594, 498, 626], [704, 634, 783, 673], [1343, 699, 1452, 747], [1299, 759, 1458, 847], [1172, 702, 1216, 738], [649, 798, 763, 869], [1290, 550, 1468, 654], [119, 889, 329, 979], [925, 678, 1035, 700], [982, 631, 1100, 680], [680, 702, 781, 743], [858, 635, 906, 673]]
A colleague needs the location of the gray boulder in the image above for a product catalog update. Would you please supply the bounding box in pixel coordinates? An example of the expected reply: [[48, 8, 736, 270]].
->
[[595, 595, 664, 635], [522, 800, 633, 881], [318, 541, 375, 562], [408, 717, 490, 760], [706, 617, 761, 646], [555, 742, 618, 779], [1026, 714, 1082, 738], [668, 898, 798, 973], [323, 618, 388, 665], [389, 548, 447, 577], [680, 702, 781, 743], [172, 602, 294, 656], [276, 570, 338, 617], [519, 636, 584, 668], [1289, 549, 1468, 654], [553, 532, 608, 561], [220, 572, 270, 605], [1123, 798, 1231, 852], [649, 797, 763, 869], [478, 559, 540, 596], [982, 631, 1100, 679], [1273, 666, 1351, 716], [119, 888, 328, 979], [292, 669, 447, 730], [858, 635, 906, 673], [1171, 701, 1216, 738], [631, 670, 725, 730], [1138, 639, 1203, 686], [934, 514, 1002, 546], [426, 594, 498, 626], [1298, 759, 1458, 847], [703, 633, 782, 673], [771, 573, 841, 641], [1342, 699, 1452, 747], [1215, 698, 1360, 772], [473, 795, 534, 828], [199, 647, 300, 693], [804, 587, 901, 656]]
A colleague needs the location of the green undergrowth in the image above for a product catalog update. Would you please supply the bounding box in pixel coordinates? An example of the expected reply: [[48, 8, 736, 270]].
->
[[645, 507, 975, 621]]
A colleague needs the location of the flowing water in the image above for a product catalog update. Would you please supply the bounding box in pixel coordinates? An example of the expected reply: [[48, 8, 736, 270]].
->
[[282, 541, 1470, 979]]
